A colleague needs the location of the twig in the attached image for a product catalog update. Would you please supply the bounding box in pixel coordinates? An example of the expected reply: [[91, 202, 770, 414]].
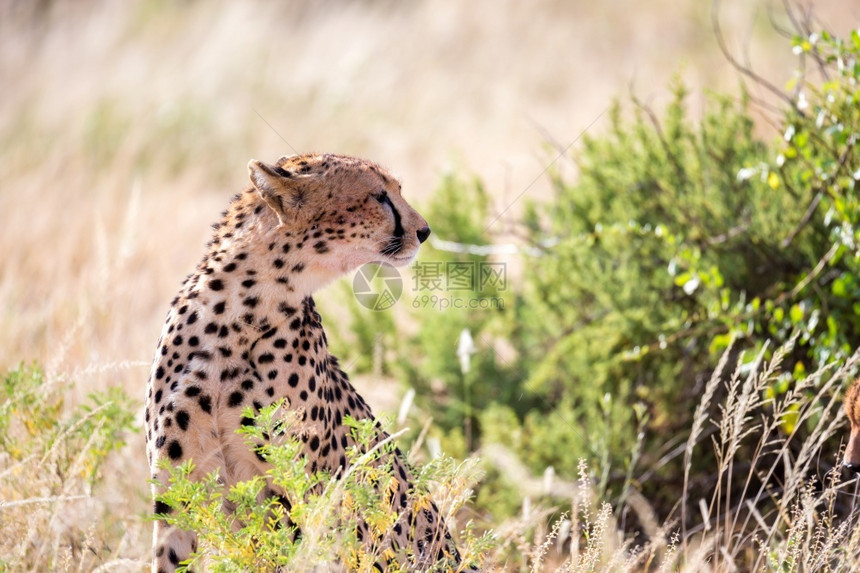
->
[[780, 192, 822, 248], [788, 242, 839, 299], [712, 0, 801, 115], [0, 494, 89, 509]]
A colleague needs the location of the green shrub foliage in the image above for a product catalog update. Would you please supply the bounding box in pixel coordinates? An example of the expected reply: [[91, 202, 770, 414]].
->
[[515, 31, 858, 511], [341, 29, 860, 524], [155, 404, 491, 572]]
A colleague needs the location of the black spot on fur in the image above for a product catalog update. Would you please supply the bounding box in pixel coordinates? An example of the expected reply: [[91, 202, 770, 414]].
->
[[261, 327, 278, 339], [176, 410, 190, 431], [258, 353, 275, 364], [220, 367, 239, 381], [167, 440, 183, 460], [228, 391, 244, 407]]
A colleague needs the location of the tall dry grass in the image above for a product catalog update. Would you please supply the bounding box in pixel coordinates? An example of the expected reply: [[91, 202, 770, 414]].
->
[[488, 340, 860, 571]]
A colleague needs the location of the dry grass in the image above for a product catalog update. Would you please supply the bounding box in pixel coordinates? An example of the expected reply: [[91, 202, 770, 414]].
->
[[487, 342, 860, 572], [1, 0, 859, 570]]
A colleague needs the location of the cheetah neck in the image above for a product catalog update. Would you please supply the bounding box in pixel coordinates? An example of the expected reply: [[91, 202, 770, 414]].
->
[[171, 193, 350, 385], [190, 190, 355, 305]]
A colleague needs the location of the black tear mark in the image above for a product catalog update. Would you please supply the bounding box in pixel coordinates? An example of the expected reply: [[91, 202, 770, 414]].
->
[[383, 194, 405, 238], [380, 193, 405, 256]]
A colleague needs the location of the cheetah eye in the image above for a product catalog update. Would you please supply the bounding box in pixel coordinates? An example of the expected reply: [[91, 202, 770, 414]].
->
[[375, 190, 388, 204]]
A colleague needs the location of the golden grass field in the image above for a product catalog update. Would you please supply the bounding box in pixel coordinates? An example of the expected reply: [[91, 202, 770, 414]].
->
[[1, 0, 858, 570]]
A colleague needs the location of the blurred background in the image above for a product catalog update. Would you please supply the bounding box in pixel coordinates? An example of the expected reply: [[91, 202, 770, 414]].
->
[[1, 0, 854, 393], [1, 0, 858, 569]]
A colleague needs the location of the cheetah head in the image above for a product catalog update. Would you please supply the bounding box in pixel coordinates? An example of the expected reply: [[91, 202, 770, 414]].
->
[[247, 153, 430, 277]]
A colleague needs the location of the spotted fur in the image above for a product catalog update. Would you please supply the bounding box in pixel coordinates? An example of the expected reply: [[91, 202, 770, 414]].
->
[[144, 153, 469, 571], [844, 378, 860, 472]]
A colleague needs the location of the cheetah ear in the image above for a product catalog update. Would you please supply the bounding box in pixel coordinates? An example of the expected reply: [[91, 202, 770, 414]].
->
[[248, 159, 294, 225]]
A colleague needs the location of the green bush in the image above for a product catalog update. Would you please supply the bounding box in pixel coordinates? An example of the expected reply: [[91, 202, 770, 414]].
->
[[155, 404, 492, 572], [339, 27, 860, 532], [510, 29, 858, 512]]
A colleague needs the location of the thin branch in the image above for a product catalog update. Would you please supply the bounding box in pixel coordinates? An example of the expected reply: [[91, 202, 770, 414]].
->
[[788, 242, 840, 299], [768, 1, 799, 40], [712, 0, 802, 115], [781, 136, 856, 248], [780, 192, 822, 248], [782, 0, 808, 39]]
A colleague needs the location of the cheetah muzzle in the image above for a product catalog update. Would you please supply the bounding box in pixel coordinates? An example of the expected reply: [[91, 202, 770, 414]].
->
[[144, 153, 474, 571]]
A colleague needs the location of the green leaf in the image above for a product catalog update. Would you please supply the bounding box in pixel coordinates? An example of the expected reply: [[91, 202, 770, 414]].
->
[[832, 275, 849, 297], [789, 304, 804, 324]]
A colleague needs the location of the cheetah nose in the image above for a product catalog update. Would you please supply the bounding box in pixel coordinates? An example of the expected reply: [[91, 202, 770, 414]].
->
[[416, 226, 431, 244], [844, 461, 860, 475]]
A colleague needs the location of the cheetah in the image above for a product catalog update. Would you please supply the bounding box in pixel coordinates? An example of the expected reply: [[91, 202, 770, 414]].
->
[[844, 378, 860, 473], [145, 153, 465, 571]]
